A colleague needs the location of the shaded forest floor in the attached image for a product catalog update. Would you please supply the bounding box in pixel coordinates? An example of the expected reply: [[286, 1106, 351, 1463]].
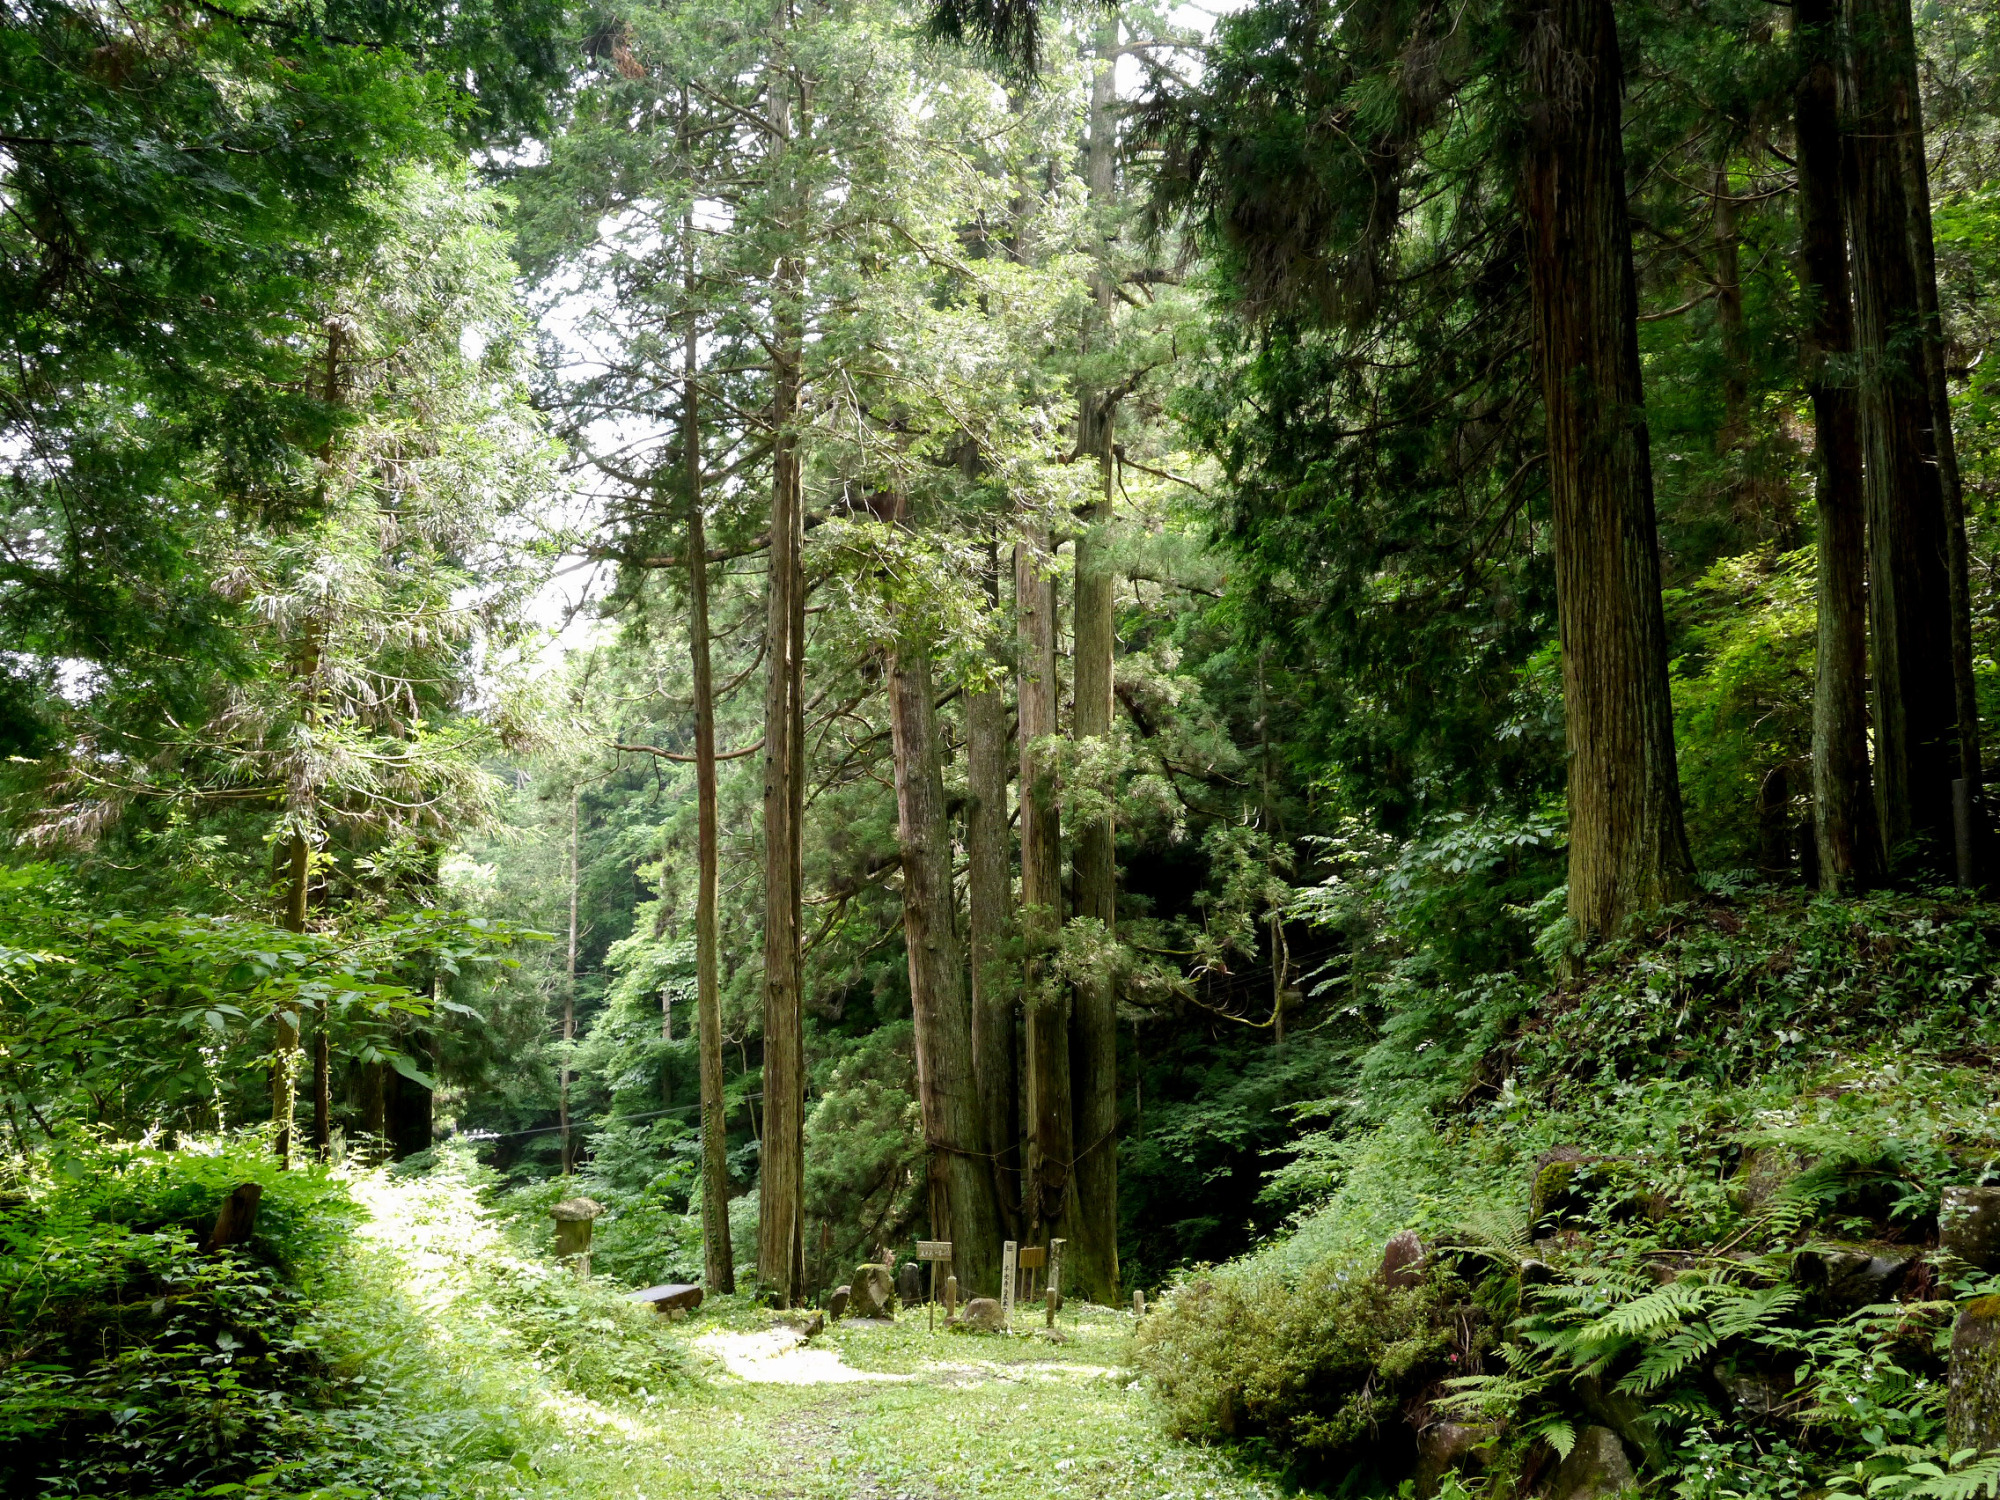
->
[[352, 1168, 1297, 1500]]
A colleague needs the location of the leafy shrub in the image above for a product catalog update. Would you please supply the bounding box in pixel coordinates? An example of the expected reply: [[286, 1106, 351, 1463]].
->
[[399, 1146, 693, 1401], [1514, 894, 2000, 1096], [1133, 1254, 1464, 1477], [0, 1140, 356, 1496]]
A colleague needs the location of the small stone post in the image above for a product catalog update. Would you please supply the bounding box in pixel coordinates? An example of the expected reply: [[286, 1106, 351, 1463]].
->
[[1950, 1297, 2000, 1454], [1133, 1289, 1146, 1317], [1045, 1286, 1057, 1328], [551, 1197, 605, 1280], [945, 1274, 958, 1322]]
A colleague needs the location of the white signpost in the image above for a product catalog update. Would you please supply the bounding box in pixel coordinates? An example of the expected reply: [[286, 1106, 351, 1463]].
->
[[1000, 1239, 1017, 1331], [1048, 1237, 1065, 1316]]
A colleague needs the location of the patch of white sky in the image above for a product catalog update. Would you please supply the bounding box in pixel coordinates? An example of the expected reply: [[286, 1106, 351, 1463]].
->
[[513, 0, 1242, 675]]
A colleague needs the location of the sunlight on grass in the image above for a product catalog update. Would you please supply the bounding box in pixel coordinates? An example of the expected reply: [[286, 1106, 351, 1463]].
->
[[325, 1164, 1295, 1499]]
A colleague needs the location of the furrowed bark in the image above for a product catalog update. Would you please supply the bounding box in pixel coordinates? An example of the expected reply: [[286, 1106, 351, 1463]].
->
[[1797, 0, 1880, 891], [1845, 0, 1959, 875], [890, 614, 1004, 1299], [757, 367, 806, 1304], [1017, 518, 1074, 1247], [756, 45, 808, 1295], [1520, 0, 1696, 936], [1889, 2, 1983, 873], [686, 264, 736, 1296], [1068, 16, 1121, 1307], [747, 0, 810, 1303], [966, 534, 1021, 1257]]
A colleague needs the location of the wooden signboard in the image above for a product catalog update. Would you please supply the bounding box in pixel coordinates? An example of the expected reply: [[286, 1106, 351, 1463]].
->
[[1000, 1239, 1017, 1331], [1017, 1244, 1046, 1302], [918, 1240, 952, 1329]]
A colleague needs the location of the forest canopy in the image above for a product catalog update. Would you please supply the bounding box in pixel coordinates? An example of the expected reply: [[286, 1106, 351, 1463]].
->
[[11, 0, 2000, 1495]]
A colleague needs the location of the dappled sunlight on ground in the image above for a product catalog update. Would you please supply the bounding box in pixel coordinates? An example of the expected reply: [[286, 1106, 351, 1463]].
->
[[696, 1325, 914, 1384]]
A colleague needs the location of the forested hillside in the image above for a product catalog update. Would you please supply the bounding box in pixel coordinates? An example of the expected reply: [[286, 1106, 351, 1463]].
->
[[9, 0, 2000, 1495]]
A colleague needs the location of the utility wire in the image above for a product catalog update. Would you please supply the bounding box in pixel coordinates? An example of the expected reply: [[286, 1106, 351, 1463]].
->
[[457, 1093, 764, 1142]]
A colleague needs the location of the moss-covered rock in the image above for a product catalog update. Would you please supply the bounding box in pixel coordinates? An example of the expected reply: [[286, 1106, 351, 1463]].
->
[[1941, 1186, 2000, 1270], [1948, 1295, 2000, 1455], [1549, 1425, 1636, 1500], [1530, 1150, 1642, 1233], [1726, 1145, 1806, 1214]]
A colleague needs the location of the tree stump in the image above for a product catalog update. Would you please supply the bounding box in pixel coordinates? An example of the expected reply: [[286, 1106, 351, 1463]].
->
[[202, 1183, 263, 1254]]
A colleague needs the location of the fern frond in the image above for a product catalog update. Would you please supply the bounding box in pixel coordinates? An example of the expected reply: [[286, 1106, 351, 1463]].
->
[[1579, 1280, 1707, 1342], [1525, 1414, 1576, 1460], [1616, 1322, 1719, 1395], [1457, 1204, 1532, 1260], [1434, 1372, 1544, 1419], [1708, 1286, 1801, 1340], [1916, 1453, 2000, 1500]]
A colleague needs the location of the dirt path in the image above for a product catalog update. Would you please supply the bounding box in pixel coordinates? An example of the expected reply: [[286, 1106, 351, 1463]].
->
[[346, 1168, 1294, 1499]]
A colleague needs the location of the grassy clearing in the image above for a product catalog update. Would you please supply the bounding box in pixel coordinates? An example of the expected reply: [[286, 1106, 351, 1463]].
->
[[329, 1163, 1299, 1500]]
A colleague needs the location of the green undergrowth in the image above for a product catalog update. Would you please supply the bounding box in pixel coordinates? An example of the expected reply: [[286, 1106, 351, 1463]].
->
[[0, 1139, 696, 1499], [1134, 890, 2000, 1497], [3, 1137, 1297, 1500]]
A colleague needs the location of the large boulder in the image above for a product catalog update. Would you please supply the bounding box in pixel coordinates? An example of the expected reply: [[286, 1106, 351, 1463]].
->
[[1549, 1425, 1636, 1500], [1943, 1187, 2000, 1270], [1726, 1146, 1805, 1215], [954, 1296, 1005, 1333], [1791, 1244, 1918, 1313], [1413, 1422, 1499, 1498], [1949, 1296, 2000, 1454], [1573, 1373, 1664, 1470], [849, 1263, 896, 1319]]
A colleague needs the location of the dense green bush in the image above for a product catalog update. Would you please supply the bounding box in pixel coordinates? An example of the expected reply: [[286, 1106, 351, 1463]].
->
[[0, 1138, 697, 1498], [1134, 1254, 1465, 1478], [0, 1141, 356, 1496]]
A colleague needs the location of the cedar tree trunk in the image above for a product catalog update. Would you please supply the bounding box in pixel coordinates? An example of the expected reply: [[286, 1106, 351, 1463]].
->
[[1797, 0, 1880, 890], [1520, 0, 1696, 936], [889, 622, 1004, 1297], [965, 534, 1021, 1254], [1016, 519, 1074, 1247], [686, 319, 737, 1296], [1845, 0, 1959, 873]]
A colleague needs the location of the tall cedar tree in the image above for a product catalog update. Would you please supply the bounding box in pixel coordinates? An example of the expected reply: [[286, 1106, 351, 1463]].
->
[[1017, 515, 1074, 1249], [1069, 19, 1122, 1304], [887, 499, 1006, 1293], [1797, 0, 1879, 889], [757, 10, 810, 1307], [1844, 0, 1978, 877], [1521, 0, 1695, 933]]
